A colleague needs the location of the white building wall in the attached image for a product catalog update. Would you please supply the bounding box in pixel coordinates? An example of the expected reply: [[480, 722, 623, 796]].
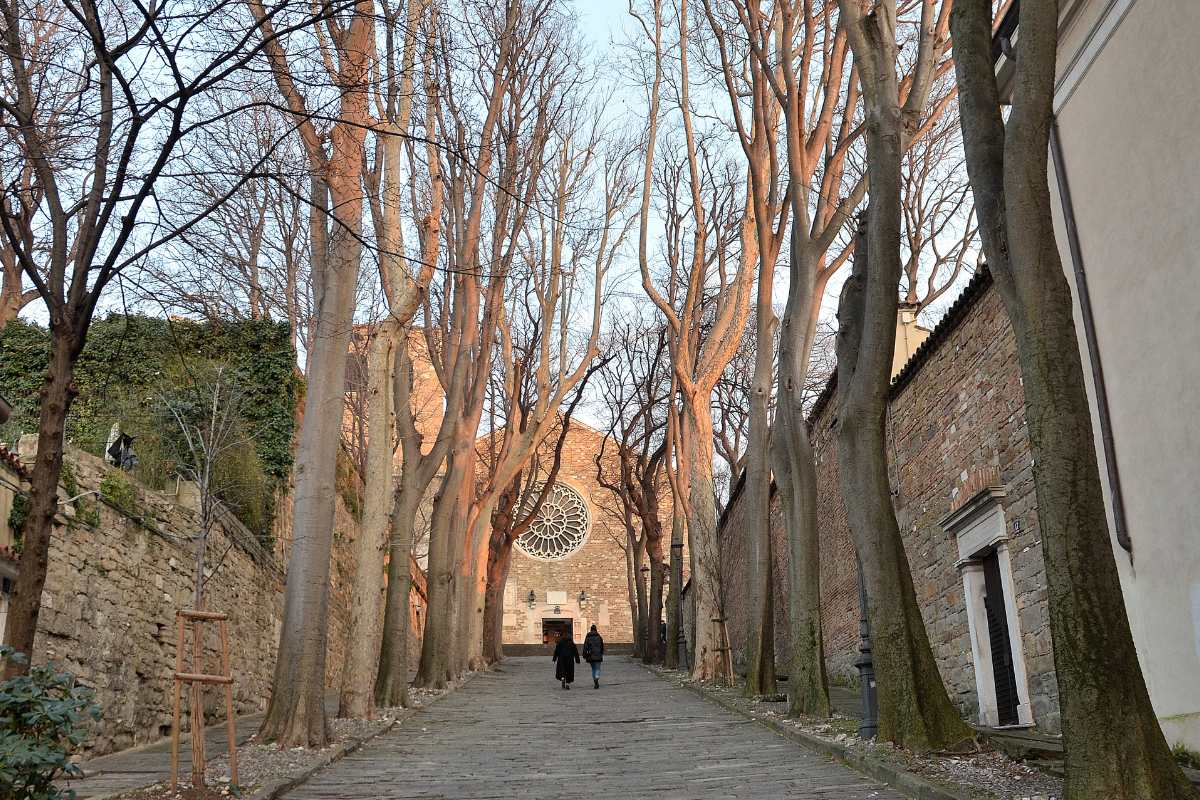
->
[[1050, 0, 1200, 751]]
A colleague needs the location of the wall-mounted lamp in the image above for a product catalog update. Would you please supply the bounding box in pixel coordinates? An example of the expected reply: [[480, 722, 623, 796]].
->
[[553, 605, 561, 615], [578, 590, 588, 608], [527, 590, 536, 609]]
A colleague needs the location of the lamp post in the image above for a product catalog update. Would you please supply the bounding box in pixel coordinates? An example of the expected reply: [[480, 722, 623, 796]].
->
[[854, 554, 878, 739]]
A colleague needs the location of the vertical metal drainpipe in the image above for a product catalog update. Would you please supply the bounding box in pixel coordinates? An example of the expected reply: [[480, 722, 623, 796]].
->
[[1048, 118, 1132, 555]]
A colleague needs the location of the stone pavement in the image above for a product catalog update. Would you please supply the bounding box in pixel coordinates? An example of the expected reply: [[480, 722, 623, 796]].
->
[[62, 693, 338, 798], [282, 657, 905, 799]]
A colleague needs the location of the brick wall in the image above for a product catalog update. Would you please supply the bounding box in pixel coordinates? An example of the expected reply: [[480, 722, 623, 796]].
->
[[720, 274, 1062, 733]]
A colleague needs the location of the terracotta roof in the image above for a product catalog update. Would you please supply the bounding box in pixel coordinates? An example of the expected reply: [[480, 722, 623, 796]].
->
[[0, 443, 27, 481]]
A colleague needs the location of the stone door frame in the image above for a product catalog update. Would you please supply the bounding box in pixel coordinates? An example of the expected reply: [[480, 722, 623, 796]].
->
[[942, 485, 1035, 728]]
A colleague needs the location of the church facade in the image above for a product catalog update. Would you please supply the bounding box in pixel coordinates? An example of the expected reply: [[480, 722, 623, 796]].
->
[[500, 423, 638, 648]]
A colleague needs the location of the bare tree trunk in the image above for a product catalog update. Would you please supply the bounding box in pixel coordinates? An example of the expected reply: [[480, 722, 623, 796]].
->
[[681, 403, 727, 683], [773, 257, 831, 716], [645, 553, 665, 665], [836, 216, 969, 751], [338, 321, 398, 718], [951, 3, 1197, 795], [744, 243, 777, 698], [375, 480, 418, 707], [260, 164, 362, 746], [417, 438, 472, 688], [459, 499, 494, 673], [482, 538, 514, 665], [664, 495, 685, 671], [2, 329, 75, 674]]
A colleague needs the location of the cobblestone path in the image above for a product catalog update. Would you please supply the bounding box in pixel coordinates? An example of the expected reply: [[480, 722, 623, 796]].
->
[[283, 656, 904, 799]]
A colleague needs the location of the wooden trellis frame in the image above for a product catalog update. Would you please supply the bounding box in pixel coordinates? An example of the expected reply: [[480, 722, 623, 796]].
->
[[170, 609, 238, 790]]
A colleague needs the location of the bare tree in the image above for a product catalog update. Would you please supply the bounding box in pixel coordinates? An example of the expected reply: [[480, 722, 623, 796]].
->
[[833, 0, 971, 750], [634, 0, 756, 683], [249, 0, 376, 745], [414, 0, 560, 690], [142, 102, 317, 361], [900, 109, 977, 318], [951, 2, 1197, 796], [0, 0, 345, 678], [337, 0, 433, 721], [594, 315, 672, 662]]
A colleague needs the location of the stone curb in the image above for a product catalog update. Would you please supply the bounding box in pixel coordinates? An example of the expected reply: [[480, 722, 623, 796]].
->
[[249, 672, 476, 800], [643, 664, 986, 800]]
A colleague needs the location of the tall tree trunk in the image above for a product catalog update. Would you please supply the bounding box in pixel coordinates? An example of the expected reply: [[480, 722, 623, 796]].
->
[[416, 447, 470, 689], [681, 402, 728, 683], [625, 536, 647, 658], [645, 552, 665, 665], [664, 496, 685, 670], [743, 243, 777, 698], [952, 3, 1197, 795], [773, 254, 831, 716], [260, 165, 362, 746], [375, 479, 419, 707], [2, 328, 76, 676], [459, 500, 493, 673], [482, 537, 515, 665], [836, 213, 969, 751], [338, 321, 398, 718]]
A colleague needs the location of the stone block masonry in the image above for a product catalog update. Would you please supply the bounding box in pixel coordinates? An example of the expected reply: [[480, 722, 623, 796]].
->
[[1, 442, 389, 757]]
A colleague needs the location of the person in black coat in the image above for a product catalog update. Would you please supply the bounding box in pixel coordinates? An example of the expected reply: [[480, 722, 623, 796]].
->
[[582, 625, 605, 689], [552, 632, 580, 689]]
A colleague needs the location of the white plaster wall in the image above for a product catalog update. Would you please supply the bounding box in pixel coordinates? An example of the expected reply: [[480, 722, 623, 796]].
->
[[1050, 0, 1200, 751]]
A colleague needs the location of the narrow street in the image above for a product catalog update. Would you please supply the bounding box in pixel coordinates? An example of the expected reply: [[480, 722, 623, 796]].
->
[[282, 657, 902, 799]]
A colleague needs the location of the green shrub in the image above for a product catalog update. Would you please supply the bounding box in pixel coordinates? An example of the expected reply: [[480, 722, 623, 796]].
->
[[0, 316, 299, 535], [98, 472, 138, 517], [58, 464, 78, 500], [6, 494, 28, 552], [74, 501, 100, 529], [0, 647, 100, 800], [1173, 743, 1200, 770]]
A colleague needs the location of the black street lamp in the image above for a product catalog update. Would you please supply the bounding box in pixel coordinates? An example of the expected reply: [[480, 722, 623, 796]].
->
[[527, 590, 536, 609], [854, 554, 878, 739]]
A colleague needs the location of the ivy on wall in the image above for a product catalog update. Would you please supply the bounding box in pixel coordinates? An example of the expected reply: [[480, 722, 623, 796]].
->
[[0, 316, 300, 541]]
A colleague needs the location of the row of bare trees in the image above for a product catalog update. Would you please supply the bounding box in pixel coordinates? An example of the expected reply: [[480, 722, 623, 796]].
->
[[597, 1, 1195, 798], [4, 0, 1193, 796]]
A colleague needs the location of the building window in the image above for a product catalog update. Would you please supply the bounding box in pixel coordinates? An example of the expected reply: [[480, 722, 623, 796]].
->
[[942, 482, 1035, 728], [515, 483, 591, 561]]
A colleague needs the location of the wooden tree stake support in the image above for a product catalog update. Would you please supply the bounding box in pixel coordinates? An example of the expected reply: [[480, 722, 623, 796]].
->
[[170, 609, 239, 791]]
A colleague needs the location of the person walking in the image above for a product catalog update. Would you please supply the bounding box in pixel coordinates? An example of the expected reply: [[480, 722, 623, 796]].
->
[[552, 631, 580, 690], [582, 624, 605, 689]]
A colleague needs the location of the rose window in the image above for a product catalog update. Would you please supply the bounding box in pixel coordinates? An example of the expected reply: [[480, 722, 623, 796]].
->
[[514, 483, 591, 561]]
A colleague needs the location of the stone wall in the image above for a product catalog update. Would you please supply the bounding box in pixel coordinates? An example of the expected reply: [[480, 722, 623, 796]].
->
[[503, 424, 639, 646], [1, 441, 422, 757], [719, 273, 1062, 733]]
